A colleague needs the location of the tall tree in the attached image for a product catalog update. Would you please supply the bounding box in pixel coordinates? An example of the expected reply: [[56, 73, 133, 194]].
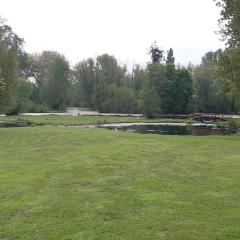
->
[[46, 57, 70, 110], [0, 16, 29, 78], [0, 17, 22, 113], [140, 86, 160, 118], [215, 0, 240, 46], [165, 48, 178, 113], [93, 54, 127, 111], [194, 50, 225, 113], [131, 64, 146, 94], [166, 48, 175, 64], [217, 47, 240, 112], [0, 17, 24, 53], [173, 68, 193, 113], [147, 47, 193, 114], [73, 58, 95, 108], [29, 51, 62, 87], [215, 1, 240, 112], [147, 63, 168, 113], [0, 41, 19, 114], [149, 42, 164, 63]]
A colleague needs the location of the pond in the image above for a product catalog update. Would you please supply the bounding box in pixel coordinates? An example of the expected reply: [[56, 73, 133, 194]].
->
[[98, 123, 237, 136]]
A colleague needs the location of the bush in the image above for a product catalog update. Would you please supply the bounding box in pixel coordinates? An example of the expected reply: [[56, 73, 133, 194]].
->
[[28, 102, 50, 113]]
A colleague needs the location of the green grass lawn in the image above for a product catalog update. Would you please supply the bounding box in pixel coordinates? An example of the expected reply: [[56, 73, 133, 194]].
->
[[0, 115, 190, 126], [0, 127, 240, 239]]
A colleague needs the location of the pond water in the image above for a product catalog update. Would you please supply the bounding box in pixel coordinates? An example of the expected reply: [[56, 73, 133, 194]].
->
[[98, 123, 237, 136]]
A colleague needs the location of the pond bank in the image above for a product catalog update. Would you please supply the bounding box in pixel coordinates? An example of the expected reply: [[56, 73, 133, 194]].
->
[[96, 122, 237, 135], [0, 120, 237, 136], [1, 107, 240, 119]]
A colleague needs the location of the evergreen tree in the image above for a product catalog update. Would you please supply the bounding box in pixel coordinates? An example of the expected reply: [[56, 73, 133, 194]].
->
[[166, 48, 175, 64], [165, 48, 178, 113]]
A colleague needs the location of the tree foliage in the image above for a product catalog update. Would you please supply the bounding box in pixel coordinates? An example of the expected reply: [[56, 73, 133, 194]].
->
[[0, 19, 23, 114], [215, 1, 240, 112], [149, 42, 164, 63], [46, 57, 70, 110], [215, 0, 240, 46], [217, 47, 240, 112], [1, 15, 238, 116], [140, 86, 160, 118], [28, 51, 62, 87], [146, 47, 193, 115], [0, 37, 19, 114]]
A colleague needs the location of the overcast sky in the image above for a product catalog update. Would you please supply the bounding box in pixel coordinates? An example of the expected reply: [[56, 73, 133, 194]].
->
[[1, 0, 225, 66]]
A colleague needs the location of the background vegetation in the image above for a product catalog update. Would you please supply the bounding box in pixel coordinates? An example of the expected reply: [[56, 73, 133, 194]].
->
[[0, 1, 239, 116]]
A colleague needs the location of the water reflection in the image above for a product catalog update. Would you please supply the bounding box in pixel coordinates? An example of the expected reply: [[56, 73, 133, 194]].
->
[[98, 123, 236, 136]]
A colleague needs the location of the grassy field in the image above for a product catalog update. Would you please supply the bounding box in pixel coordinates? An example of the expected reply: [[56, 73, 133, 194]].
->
[[0, 127, 240, 239], [0, 115, 190, 126]]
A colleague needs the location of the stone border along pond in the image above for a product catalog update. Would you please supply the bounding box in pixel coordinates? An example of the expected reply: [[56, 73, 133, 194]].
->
[[96, 122, 238, 136], [0, 120, 237, 136]]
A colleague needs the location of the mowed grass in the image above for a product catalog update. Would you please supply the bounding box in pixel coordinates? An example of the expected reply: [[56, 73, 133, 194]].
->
[[0, 115, 189, 126], [0, 127, 240, 240]]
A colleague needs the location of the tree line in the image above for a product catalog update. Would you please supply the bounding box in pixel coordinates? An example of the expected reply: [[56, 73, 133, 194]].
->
[[0, 0, 239, 117]]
